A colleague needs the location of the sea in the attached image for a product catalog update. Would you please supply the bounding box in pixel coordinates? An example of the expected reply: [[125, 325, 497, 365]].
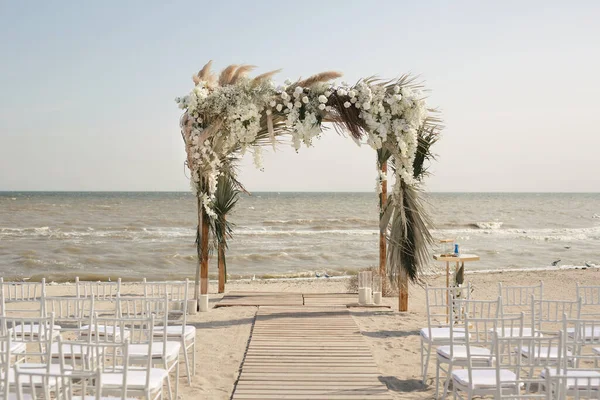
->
[[0, 192, 599, 282]]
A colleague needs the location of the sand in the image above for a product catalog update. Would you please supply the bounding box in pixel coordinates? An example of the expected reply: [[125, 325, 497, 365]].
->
[[28, 268, 600, 399]]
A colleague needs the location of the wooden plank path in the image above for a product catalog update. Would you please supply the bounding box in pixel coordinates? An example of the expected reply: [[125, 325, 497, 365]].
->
[[232, 307, 391, 399], [216, 292, 390, 308]]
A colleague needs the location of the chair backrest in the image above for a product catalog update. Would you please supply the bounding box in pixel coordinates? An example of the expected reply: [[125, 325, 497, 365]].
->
[[0, 335, 12, 400], [575, 283, 600, 319], [142, 279, 189, 303], [0, 278, 46, 317], [532, 297, 582, 333], [0, 314, 55, 365], [115, 295, 146, 318], [43, 296, 95, 332], [424, 283, 471, 330], [544, 367, 600, 400], [498, 281, 543, 306], [490, 331, 563, 398], [93, 314, 153, 346], [562, 315, 600, 368], [499, 282, 542, 319], [14, 365, 102, 400], [75, 277, 121, 301]]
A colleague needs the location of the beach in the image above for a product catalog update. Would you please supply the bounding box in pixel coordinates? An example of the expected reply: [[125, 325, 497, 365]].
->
[[28, 268, 600, 399]]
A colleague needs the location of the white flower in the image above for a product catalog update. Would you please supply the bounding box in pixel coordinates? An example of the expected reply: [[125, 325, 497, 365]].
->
[[348, 90, 356, 98], [284, 79, 292, 85], [269, 100, 276, 107], [394, 85, 400, 93], [318, 103, 326, 110], [325, 106, 332, 112], [302, 96, 309, 104], [281, 92, 289, 100], [344, 102, 351, 108], [324, 90, 331, 97], [318, 95, 327, 103], [276, 103, 283, 112], [337, 88, 347, 96], [294, 101, 302, 108], [294, 86, 303, 95], [362, 102, 371, 110], [355, 102, 361, 109], [287, 102, 294, 109], [265, 109, 272, 115]]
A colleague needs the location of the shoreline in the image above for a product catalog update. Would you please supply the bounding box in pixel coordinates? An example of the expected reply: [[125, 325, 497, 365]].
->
[[4, 262, 598, 284]]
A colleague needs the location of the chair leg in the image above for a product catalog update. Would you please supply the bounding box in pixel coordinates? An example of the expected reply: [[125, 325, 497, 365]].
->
[[183, 338, 192, 386], [175, 353, 180, 400], [442, 362, 452, 399], [435, 359, 441, 398], [164, 360, 173, 400], [191, 336, 196, 375], [422, 341, 432, 384]]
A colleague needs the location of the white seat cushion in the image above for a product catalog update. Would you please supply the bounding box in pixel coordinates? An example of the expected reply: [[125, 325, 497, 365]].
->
[[437, 345, 491, 361], [452, 369, 517, 390], [152, 325, 195, 340], [541, 369, 600, 389], [10, 341, 26, 354], [128, 342, 181, 362], [518, 346, 568, 360], [567, 326, 600, 341], [72, 397, 138, 400], [420, 327, 466, 341], [101, 368, 168, 391]]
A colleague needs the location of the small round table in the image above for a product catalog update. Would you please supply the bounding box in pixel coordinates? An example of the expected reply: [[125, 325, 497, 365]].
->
[[433, 254, 480, 321]]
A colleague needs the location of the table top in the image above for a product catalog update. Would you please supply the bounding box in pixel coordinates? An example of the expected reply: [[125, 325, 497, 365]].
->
[[433, 254, 480, 262]]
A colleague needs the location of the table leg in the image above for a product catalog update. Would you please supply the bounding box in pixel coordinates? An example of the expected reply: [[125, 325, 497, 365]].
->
[[446, 261, 450, 323]]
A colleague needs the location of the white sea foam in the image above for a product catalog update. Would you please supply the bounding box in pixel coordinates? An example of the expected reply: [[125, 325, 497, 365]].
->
[[475, 221, 503, 229]]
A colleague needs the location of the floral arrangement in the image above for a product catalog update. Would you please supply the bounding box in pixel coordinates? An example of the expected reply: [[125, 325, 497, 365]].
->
[[176, 61, 441, 285]]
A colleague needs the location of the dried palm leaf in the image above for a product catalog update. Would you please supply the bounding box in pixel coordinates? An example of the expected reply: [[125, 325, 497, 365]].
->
[[297, 71, 343, 88], [218, 65, 239, 86], [251, 69, 282, 86]]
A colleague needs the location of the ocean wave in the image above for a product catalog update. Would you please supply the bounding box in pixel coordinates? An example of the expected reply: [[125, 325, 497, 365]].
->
[[434, 225, 600, 242], [471, 221, 504, 229], [263, 217, 376, 228]]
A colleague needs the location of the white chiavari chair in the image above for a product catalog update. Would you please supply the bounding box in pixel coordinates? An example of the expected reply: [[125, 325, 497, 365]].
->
[[92, 316, 168, 400], [55, 338, 135, 400], [452, 325, 563, 399], [1, 315, 61, 392], [420, 283, 471, 384], [498, 282, 543, 337], [43, 296, 95, 362], [14, 365, 101, 400], [434, 298, 509, 398], [150, 280, 195, 384]]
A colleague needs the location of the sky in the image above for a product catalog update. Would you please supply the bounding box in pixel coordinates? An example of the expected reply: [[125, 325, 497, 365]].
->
[[1, 1, 599, 192]]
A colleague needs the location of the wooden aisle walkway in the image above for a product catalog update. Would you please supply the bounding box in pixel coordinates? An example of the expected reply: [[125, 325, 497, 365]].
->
[[232, 307, 391, 399]]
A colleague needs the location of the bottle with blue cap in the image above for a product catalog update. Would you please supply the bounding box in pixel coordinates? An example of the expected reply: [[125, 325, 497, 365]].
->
[[454, 243, 459, 256]]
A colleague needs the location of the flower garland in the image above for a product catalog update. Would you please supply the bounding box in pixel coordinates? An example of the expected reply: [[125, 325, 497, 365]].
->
[[176, 67, 430, 217]]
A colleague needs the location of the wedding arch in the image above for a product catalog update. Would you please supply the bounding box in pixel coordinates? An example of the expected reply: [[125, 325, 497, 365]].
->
[[176, 61, 441, 311]]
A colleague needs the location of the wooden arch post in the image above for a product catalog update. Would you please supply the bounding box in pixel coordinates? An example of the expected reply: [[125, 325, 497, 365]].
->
[[378, 161, 388, 297], [195, 194, 210, 310]]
